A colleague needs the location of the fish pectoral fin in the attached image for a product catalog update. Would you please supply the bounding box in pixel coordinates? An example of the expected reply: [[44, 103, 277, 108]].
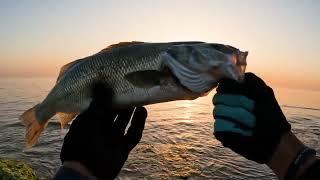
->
[[57, 59, 86, 83], [57, 112, 78, 128], [124, 70, 166, 88]]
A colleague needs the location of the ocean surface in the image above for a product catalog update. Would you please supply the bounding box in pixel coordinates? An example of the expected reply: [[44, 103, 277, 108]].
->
[[0, 77, 319, 179]]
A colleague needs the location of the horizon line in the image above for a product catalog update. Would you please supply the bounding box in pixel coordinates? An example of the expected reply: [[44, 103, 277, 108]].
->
[[1, 74, 319, 92]]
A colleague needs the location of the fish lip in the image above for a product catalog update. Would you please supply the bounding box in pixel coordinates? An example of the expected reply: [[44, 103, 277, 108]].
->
[[236, 50, 248, 82], [236, 50, 248, 67], [225, 50, 248, 82]]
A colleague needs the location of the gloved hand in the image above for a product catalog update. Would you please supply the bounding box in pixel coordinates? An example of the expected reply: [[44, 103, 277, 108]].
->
[[213, 73, 291, 164], [60, 84, 147, 180]]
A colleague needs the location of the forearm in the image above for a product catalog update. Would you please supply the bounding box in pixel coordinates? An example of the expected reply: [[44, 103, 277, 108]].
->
[[267, 131, 319, 180]]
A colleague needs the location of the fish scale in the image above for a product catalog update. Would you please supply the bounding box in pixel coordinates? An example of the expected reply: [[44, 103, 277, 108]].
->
[[20, 41, 248, 147]]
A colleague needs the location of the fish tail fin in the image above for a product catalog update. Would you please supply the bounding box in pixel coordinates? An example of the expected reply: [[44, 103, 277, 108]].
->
[[20, 104, 48, 148]]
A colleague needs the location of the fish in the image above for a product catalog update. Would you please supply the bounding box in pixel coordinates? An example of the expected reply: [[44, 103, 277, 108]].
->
[[20, 41, 248, 147]]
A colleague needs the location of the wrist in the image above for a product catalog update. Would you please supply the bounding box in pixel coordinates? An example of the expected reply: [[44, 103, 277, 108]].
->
[[295, 154, 319, 179], [267, 131, 304, 179], [63, 161, 98, 180], [267, 131, 318, 180]]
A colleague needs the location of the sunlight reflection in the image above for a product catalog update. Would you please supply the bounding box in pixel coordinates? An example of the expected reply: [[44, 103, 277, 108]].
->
[[180, 100, 195, 108], [178, 101, 196, 123]]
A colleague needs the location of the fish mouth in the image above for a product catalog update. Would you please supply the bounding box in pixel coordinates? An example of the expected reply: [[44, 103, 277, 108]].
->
[[236, 50, 248, 74], [231, 50, 248, 82], [209, 43, 248, 80]]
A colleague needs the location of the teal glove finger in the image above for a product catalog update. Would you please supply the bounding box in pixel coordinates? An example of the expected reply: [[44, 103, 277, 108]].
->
[[213, 94, 255, 112], [213, 104, 256, 128], [214, 118, 253, 136]]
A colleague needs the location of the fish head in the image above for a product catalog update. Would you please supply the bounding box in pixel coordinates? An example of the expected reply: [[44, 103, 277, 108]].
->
[[206, 43, 248, 81], [163, 43, 248, 94]]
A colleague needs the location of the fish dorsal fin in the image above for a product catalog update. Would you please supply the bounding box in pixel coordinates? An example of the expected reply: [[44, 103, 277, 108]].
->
[[57, 59, 85, 83], [99, 41, 145, 53]]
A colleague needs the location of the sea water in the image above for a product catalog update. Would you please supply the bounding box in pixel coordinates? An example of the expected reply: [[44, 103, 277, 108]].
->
[[0, 77, 319, 179]]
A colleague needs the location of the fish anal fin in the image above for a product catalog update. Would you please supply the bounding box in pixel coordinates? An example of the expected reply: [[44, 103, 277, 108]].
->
[[20, 104, 46, 148], [57, 112, 78, 128], [57, 59, 85, 82], [124, 70, 169, 88], [99, 41, 145, 53]]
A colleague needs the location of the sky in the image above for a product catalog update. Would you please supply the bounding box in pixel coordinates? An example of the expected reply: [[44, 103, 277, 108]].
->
[[1, 0, 319, 90]]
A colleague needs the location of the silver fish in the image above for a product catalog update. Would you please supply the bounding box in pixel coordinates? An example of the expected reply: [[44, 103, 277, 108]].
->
[[20, 41, 248, 147]]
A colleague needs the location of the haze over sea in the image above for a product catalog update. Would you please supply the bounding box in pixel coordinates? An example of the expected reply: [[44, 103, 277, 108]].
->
[[0, 77, 319, 179]]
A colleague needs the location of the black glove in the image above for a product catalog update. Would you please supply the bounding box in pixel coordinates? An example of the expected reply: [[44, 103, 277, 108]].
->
[[213, 73, 291, 164], [60, 84, 147, 179]]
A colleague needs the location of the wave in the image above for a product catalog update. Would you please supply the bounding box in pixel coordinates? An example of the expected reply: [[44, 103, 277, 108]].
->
[[281, 105, 320, 111]]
